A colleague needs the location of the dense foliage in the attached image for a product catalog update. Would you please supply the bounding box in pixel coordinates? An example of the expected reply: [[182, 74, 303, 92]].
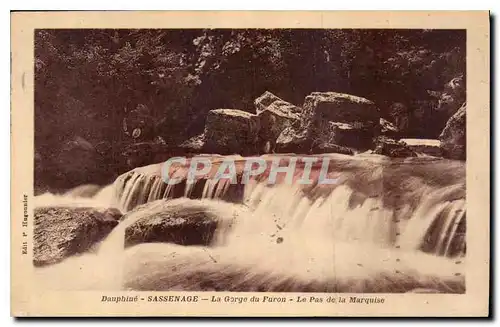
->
[[35, 29, 465, 190]]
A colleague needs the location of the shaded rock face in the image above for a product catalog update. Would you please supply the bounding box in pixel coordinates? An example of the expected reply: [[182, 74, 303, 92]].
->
[[436, 76, 465, 117], [122, 142, 185, 169], [36, 135, 114, 192], [255, 91, 302, 116], [373, 137, 417, 158], [275, 125, 354, 155], [317, 121, 375, 150], [204, 109, 260, 155], [34, 207, 119, 266], [102, 208, 124, 221], [389, 102, 409, 135], [124, 202, 219, 248], [255, 92, 302, 153], [439, 103, 466, 160], [123, 137, 208, 169]]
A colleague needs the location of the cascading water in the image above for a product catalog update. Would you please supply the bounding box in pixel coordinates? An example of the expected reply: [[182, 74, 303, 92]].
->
[[33, 154, 466, 293]]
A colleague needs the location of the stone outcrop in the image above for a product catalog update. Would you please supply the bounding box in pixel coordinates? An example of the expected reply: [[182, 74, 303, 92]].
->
[[275, 125, 311, 153], [439, 103, 466, 160], [303, 92, 380, 127], [123, 201, 222, 248], [204, 109, 260, 155], [34, 207, 119, 266]]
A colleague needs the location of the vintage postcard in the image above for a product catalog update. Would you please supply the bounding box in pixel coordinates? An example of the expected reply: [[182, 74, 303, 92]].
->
[[11, 11, 490, 317]]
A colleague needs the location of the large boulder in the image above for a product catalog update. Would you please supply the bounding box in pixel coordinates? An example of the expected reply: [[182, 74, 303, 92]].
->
[[439, 103, 466, 160], [34, 207, 119, 266], [123, 200, 234, 248], [373, 137, 417, 158], [204, 109, 260, 155], [276, 92, 381, 153], [255, 92, 302, 153], [303, 92, 380, 127], [302, 92, 380, 150]]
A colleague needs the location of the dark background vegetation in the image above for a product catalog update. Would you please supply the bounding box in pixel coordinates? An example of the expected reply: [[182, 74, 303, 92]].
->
[[34, 29, 466, 191]]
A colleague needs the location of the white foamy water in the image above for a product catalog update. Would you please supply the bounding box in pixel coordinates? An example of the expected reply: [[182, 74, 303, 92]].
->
[[33, 156, 466, 293], [35, 184, 116, 209]]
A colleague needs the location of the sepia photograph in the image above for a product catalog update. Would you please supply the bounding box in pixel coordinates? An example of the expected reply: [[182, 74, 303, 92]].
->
[[32, 27, 466, 293], [10, 11, 489, 317]]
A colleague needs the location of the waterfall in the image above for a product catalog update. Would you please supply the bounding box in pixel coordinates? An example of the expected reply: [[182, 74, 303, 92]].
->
[[114, 171, 243, 212], [110, 155, 465, 258], [33, 155, 466, 292]]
